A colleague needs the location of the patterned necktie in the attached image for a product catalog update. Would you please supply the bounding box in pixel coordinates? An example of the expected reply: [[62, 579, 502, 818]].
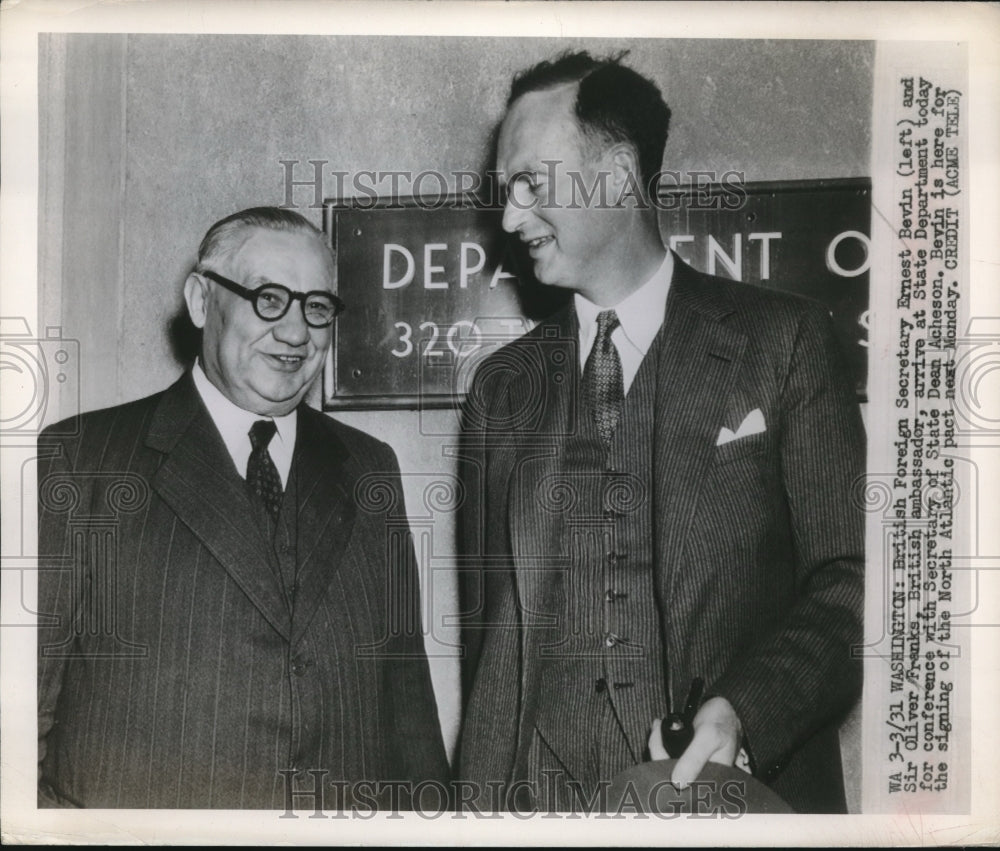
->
[[247, 419, 282, 521], [583, 309, 625, 446]]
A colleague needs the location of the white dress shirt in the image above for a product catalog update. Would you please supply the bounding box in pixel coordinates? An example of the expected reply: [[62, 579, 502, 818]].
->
[[574, 251, 674, 394], [191, 361, 297, 487]]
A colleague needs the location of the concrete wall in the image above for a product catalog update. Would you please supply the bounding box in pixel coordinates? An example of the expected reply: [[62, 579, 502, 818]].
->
[[39, 33, 874, 800]]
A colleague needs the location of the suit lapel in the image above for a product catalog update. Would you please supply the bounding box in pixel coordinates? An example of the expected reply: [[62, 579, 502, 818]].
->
[[148, 375, 291, 639], [652, 258, 747, 617], [507, 308, 578, 616], [289, 408, 357, 646]]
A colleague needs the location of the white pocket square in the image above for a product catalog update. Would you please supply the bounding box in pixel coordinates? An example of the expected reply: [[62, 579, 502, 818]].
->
[[716, 408, 766, 446]]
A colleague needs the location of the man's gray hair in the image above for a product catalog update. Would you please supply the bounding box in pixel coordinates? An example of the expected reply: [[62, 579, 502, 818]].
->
[[196, 207, 332, 270]]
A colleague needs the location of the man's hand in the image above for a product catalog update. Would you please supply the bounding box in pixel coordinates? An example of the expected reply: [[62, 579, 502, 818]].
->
[[647, 696, 742, 788]]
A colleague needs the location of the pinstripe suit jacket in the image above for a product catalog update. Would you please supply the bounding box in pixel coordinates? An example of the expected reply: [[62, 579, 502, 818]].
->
[[457, 256, 865, 813], [37, 373, 448, 808]]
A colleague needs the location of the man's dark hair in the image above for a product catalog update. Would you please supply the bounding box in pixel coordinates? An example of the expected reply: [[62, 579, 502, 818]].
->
[[196, 206, 332, 270], [508, 50, 671, 190]]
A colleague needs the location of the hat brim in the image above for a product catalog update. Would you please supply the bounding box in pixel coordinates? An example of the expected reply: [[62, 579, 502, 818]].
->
[[606, 759, 794, 815]]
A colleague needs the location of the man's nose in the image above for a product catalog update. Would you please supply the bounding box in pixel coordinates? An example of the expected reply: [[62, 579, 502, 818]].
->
[[501, 194, 530, 234], [271, 301, 310, 346]]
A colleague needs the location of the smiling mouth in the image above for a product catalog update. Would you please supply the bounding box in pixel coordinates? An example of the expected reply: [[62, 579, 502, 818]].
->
[[266, 353, 306, 368], [525, 235, 554, 253]]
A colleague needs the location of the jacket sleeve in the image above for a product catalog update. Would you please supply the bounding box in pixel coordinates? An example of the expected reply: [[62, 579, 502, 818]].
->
[[375, 443, 451, 795], [456, 374, 490, 706], [36, 428, 83, 807], [709, 304, 866, 782], [453, 358, 524, 789]]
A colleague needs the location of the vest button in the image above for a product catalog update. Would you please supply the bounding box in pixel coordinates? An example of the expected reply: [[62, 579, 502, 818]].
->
[[604, 632, 619, 648], [595, 677, 607, 692], [291, 655, 311, 676], [602, 509, 615, 521], [605, 588, 625, 602]]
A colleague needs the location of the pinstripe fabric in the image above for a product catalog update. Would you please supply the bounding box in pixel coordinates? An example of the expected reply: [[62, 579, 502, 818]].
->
[[37, 373, 448, 808], [457, 255, 865, 813], [527, 337, 669, 810]]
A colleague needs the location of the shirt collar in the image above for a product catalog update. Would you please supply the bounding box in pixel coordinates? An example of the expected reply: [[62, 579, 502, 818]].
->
[[574, 251, 674, 356], [191, 361, 297, 480]]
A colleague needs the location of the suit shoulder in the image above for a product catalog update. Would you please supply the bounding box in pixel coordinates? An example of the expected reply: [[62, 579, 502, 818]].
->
[[38, 389, 168, 476], [683, 272, 832, 351], [300, 406, 398, 466], [40, 389, 165, 445], [470, 304, 574, 385], [702, 271, 824, 320], [670, 262, 854, 388]]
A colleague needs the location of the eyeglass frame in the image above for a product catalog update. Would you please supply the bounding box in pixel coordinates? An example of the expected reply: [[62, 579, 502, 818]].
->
[[198, 269, 345, 328]]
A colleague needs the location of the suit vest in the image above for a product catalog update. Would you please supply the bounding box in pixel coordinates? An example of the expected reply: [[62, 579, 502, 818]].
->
[[532, 327, 669, 789], [250, 463, 333, 772]]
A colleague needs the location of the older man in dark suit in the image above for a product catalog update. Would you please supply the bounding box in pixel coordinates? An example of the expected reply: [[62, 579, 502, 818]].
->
[[37, 206, 448, 808], [457, 52, 865, 813]]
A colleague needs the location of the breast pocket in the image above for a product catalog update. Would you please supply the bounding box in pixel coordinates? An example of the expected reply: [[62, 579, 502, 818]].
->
[[714, 429, 770, 465]]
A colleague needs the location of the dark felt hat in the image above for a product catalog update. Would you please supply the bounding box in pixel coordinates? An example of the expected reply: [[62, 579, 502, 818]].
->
[[606, 759, 794, 815]]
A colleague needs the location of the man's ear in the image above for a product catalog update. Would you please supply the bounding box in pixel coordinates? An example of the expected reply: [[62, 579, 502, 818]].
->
[[608, 143, 640, 187], [608, 143, 645, 207], [183, 272, 209, 329]]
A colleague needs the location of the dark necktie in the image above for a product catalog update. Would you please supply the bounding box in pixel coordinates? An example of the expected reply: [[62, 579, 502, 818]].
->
[[247, 419, 283, 521], [583, 309, 625, 446]]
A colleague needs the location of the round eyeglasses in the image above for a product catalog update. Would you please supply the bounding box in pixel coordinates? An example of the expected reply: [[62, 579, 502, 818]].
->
[[200, 269, 345, 328]]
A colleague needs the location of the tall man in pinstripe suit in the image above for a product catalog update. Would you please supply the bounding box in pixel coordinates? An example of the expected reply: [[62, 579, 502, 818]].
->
[[457, 52, 865, 813], [37, 207, 448, 808]]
